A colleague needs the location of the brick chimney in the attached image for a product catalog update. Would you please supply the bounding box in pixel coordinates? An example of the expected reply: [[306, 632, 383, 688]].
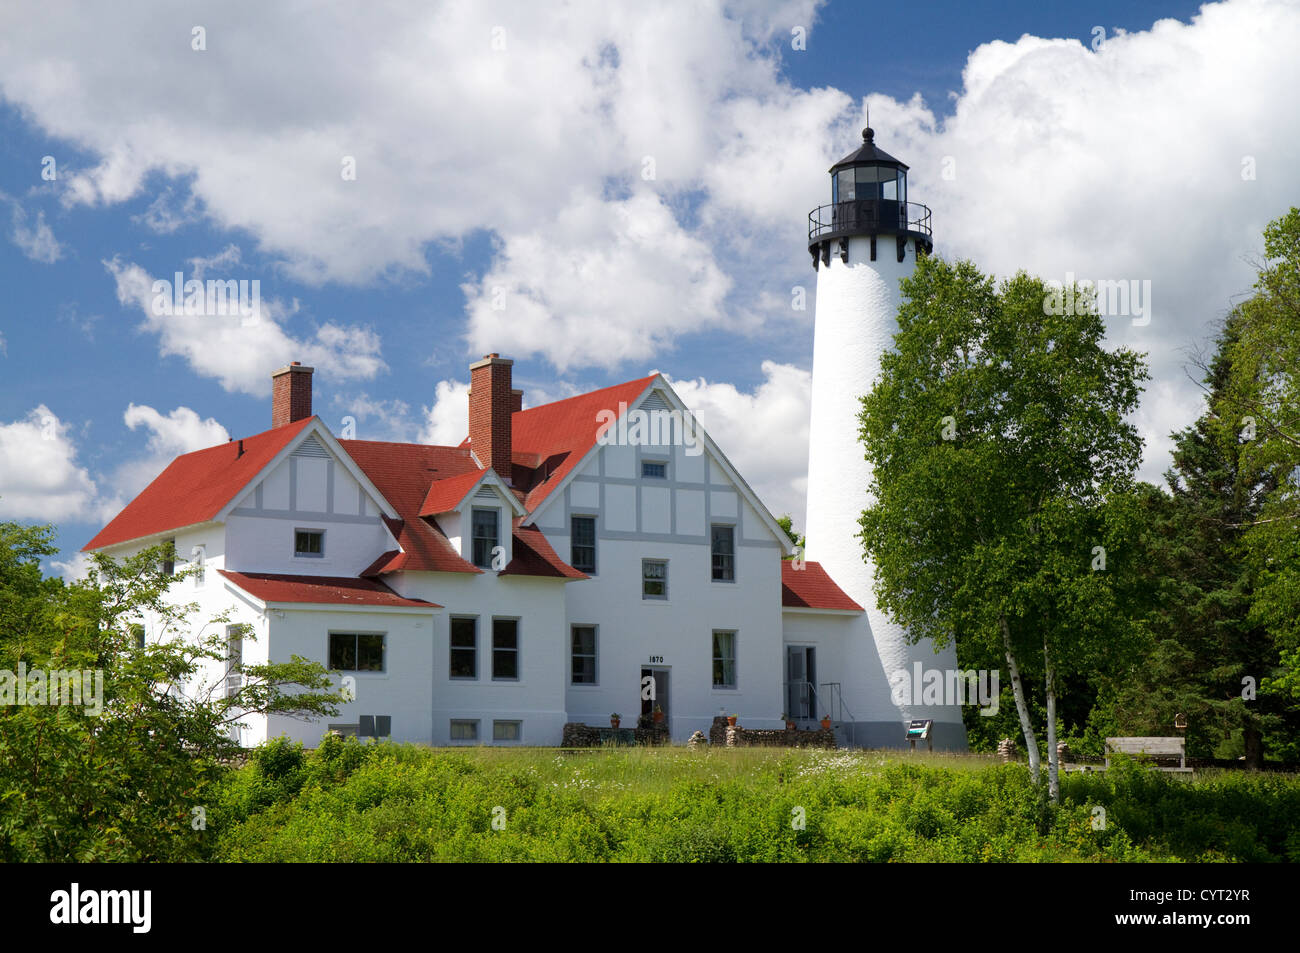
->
[[271, 362, 314, 428], [468, 354, 513, 480]]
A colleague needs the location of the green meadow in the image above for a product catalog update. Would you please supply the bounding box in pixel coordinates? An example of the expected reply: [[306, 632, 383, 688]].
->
[[207, 737, 1300, 862]]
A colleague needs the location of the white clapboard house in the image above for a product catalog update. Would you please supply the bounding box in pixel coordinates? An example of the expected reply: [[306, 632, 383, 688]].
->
[[87, 129, 971, 750]]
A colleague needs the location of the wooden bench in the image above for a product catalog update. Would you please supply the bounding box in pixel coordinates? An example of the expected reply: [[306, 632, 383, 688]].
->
[[1105, 736, 1192, 773]]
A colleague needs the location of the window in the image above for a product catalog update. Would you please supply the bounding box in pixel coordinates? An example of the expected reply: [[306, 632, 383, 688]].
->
[[226, 624, 243, 697], [642, 559, 668, 600], [492, 619, 519, 680], [450, 720, 478, 741], [131, 623, 145, 649], [328, 724, 360, 738], [450, 617, 477, 679], [471, 508, 499, 568], [329, 633, 385, 672], [571, 625, 597, 684], [836, 168, 855, 202], [711, 524, 735, 582], [570, 515, 596, 573], [641, 460, 667, 479], [162, 538, 175, 576], [295, 529, 324, 557], [192, 544, 206, 586], [493, 720, 522, 742], [712, 630, 737, 689]]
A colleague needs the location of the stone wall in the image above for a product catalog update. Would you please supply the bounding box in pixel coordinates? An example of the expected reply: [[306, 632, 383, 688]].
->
[[561, 722, 670, 747], [712, 716, 834, 749]]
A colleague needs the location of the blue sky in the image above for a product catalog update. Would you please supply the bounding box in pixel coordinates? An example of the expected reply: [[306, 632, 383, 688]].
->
[[0, 0, 1294, 575]]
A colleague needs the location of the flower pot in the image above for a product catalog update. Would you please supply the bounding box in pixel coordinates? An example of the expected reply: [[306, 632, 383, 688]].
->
[[726, 715, 737, 727], [653, 711, 664, 724], [820, 718, 832, 730], [785, 721, 796, 731], [610, 718, 620, 729]]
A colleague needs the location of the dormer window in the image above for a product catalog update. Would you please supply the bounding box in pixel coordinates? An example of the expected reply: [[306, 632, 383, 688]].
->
[[471, 508, 499, 569]]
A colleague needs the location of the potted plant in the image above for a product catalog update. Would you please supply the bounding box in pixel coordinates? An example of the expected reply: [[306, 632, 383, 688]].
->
[[610, 712, 621, 729], [820, 714, 832, 730], [726, 713, 738, 727], [652, 704, 665, 724], [782, 712, 795, 730]]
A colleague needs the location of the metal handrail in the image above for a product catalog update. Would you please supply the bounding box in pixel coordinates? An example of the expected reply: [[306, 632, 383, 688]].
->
[[807, 199, 933, 242]]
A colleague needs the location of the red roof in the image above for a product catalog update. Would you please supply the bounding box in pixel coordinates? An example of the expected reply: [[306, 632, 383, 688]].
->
[[340, 441, 482, 575], [781, 561, 863, 612], [85, 417, 315, 550], [419, 469, 491, 517], [218, 571, 440, 608], [500, 521, 588, 580], [483, 375, 657, 512]]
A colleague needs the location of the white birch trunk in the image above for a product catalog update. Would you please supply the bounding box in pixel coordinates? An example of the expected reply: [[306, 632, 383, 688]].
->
[[1044, 636, 1059, 802], [1000, 613, 1039, 782]]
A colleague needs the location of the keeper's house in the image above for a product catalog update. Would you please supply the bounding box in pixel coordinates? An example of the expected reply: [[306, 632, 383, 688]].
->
[[85, 356, 863, 747]]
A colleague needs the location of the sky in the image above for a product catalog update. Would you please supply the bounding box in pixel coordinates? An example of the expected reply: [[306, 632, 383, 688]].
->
[[0, 0, 1296, 577]]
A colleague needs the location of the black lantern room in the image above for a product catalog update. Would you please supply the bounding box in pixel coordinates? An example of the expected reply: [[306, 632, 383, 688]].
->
[[807, 126, 932, 269]]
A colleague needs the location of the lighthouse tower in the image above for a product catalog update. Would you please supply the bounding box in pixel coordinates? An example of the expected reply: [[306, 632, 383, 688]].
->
[[803, 126, 968, 749]]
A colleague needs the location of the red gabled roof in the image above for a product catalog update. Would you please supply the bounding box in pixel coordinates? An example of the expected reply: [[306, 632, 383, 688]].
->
[[219, 570, 439, 608], [340, 441, 482, 575], [419, 469, 490, 517], [781, 561, 864, 612], [480, 375, 657, 513], [85, 417, 315, 551]]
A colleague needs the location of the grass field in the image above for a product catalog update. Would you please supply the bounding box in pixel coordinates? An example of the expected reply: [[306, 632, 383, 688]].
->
[[205, 738, 1300, 862]]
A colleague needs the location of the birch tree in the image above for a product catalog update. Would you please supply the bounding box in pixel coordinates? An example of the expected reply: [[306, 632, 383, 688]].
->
[[858, 257, 1147, 798]]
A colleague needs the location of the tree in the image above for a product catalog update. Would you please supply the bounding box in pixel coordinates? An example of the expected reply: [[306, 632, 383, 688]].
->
[[1109, 315, 1290, 766], [1218, 208, 1300, 708], [858, 256, 1148, 799], [0, 523, 344, 861], [776, 514, 805, 556]]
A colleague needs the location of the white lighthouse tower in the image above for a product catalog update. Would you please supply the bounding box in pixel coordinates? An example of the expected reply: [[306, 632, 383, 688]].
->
[[803, 125, 968, 749]]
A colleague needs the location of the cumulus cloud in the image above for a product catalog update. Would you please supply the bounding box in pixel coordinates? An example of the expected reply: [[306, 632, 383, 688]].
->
[[666, 361, 811, 527], [419, 379, 470, 447], [104, 256, 385, 396], [465, 191, 732, 369], [0, 406, 100, 521]]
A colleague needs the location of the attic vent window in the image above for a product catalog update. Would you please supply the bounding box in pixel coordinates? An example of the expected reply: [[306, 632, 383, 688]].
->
[[474, 484, 498, 499], [293, 435, 330, 458], [640, 392, 670, 412]]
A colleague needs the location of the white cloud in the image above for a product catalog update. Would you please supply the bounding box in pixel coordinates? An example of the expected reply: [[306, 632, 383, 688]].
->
[[47, 550, 94, 582], [465, 191, 732, 369], [419, 379, 470, 446], [330, 392, 415, 443], [0, 406, 100, 522], [104, 256, 385, 396], [666, 361, 811, 527], [9, 203, 63, 263]]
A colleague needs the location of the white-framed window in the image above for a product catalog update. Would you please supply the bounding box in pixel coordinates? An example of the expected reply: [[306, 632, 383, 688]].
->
[[711, 524, 735, 582], [492, 618, 519, 680], [493, 720, 522, 742], [450, 719, 479, 742], [712, 629, 737, 689], [571, 625, 597, 685], [161, 538, 176, 576], [295, 528, 325, 558], [642, 558, 668, 600], [570, 515, 596, 574], [225, 624, 244, 698], [641, 460, 668, 479], [450, 616, 477, 679], [192, 544, 207, 587], [329, 632, 385, 672], [471, 508, 499, 568]]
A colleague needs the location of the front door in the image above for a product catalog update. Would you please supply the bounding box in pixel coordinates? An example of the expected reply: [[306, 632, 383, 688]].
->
[[640, 667, 669, 723], [786, 646, 816, 720]]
